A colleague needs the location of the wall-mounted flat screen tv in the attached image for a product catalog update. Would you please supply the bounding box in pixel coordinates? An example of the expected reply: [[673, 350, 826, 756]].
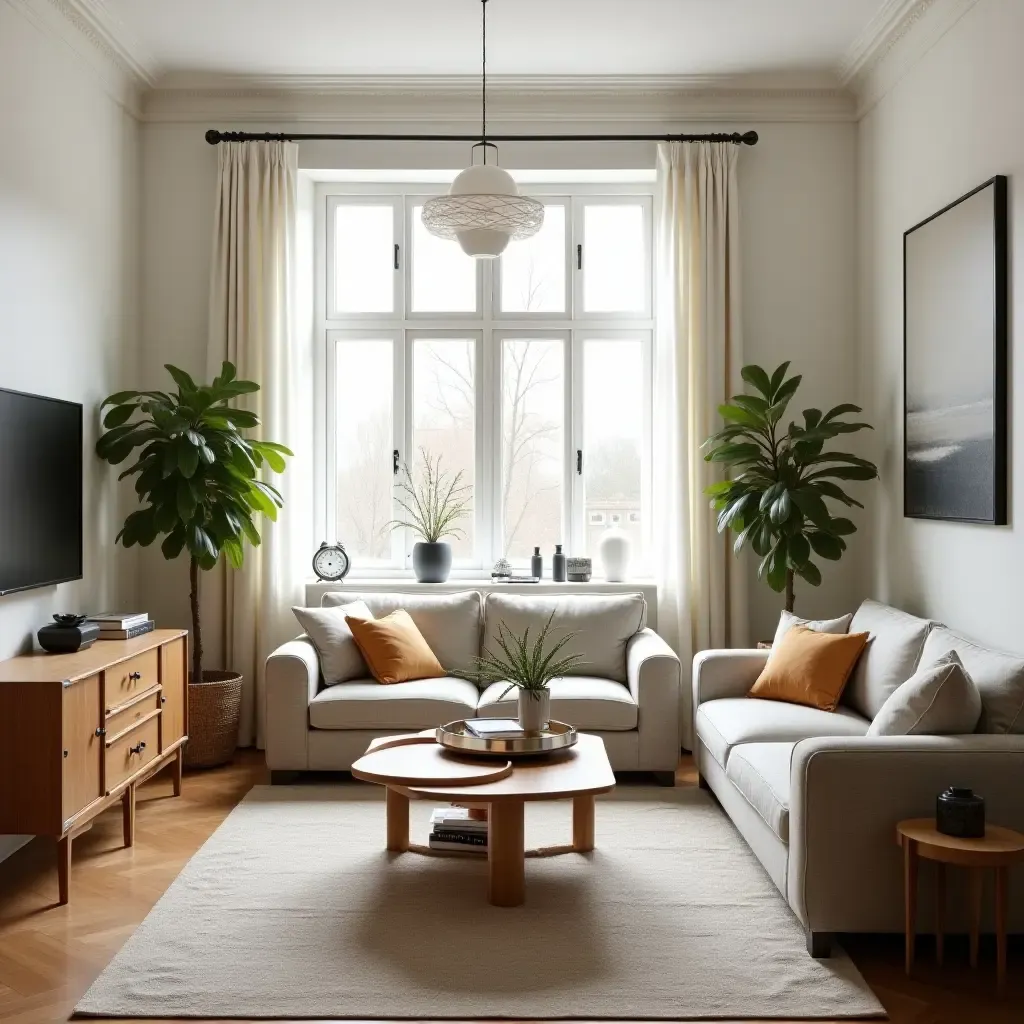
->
[[0, 388, 83, 596]]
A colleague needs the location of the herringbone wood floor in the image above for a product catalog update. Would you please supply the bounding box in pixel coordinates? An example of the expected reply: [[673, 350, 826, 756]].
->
[[0, 751, 1019, 1023]]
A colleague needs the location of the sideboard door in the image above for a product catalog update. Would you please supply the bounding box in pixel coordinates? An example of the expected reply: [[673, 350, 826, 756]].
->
[[62, 674, 103, 824], [159, 637, 187, 750]]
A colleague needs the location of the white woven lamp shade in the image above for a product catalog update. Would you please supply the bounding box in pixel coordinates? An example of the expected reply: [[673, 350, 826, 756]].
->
[[422, 163, 544, 258]]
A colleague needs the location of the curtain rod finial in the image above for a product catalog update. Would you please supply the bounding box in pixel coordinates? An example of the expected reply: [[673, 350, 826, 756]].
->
[[741, 130, 759, 146], [205, 129, 222, 145]]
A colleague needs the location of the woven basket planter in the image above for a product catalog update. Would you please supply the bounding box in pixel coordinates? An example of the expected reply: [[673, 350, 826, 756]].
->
[[184, 669, 242, 769]]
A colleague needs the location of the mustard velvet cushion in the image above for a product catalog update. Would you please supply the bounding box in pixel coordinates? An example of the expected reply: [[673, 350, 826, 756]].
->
[[749, 625, 870, 712], [345, 609, 446, 685]]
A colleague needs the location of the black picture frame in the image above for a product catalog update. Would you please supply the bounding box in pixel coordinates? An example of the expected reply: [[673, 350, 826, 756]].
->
[[903, 175, 1009, 524]]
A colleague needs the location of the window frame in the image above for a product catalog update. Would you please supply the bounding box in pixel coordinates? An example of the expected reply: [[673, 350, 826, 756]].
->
[[315, 181, 655, 578]]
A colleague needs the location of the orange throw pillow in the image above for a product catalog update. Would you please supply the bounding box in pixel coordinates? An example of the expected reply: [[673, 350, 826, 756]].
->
[[749, 624, 869, 711], [345, 609, 445, 684]]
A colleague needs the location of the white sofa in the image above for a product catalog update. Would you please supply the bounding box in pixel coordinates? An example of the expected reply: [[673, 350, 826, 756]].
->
[[693, 599, 1024, 956], [265, 590, 682, 781]]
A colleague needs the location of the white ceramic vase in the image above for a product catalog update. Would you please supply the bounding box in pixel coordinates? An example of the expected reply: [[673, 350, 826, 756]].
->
[[518, 689, 551, 733], [599, 527, 632, 582]]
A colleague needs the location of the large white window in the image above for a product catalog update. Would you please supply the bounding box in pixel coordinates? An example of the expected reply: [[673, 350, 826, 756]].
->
[[316, 184, 653, 575]]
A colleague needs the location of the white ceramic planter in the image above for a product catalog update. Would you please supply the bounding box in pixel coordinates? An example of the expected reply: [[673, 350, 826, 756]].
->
[[598, 527, 632, 582], [518, 689, 551, 732]]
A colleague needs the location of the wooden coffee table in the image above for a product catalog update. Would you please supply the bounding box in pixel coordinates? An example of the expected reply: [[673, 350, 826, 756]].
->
[[352, 733, 615, 907]]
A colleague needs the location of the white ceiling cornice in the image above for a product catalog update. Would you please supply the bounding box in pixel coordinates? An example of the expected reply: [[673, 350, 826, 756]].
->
[[840, 0, 980, 116], [52, 0, 159, 86], [142, 72, 857, 125]]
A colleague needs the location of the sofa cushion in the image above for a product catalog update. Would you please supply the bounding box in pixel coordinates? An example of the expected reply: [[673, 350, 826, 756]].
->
[[483, 593, 645, 684], [867, 651, 982, 737], [695, 697, 869, 769], [292, 601, 372, 685], [476, 676, 638, 731], [322, 590, 481, 676], [920, 625, 1024, 735], [726, 743, 794, 843], [842, 600, 931, 719], [309, 676, 479, 730], [772, 609, 852, 648], [346, 609, 445, 684]]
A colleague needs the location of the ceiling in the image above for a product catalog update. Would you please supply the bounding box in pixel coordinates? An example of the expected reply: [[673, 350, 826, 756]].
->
[[103, 0, 888, 80]]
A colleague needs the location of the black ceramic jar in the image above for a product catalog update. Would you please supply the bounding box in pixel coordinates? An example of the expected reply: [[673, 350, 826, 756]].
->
[[936, 787, 985, 838]]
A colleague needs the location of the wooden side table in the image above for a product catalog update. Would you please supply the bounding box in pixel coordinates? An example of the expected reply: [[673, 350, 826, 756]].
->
[[897, 818, 1024, 990]]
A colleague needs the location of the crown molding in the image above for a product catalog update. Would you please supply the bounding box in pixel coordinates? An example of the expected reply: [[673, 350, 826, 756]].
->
[[142, 72, 856, 125], [840, 0, 980, 116], [54, 0, 158, 86]]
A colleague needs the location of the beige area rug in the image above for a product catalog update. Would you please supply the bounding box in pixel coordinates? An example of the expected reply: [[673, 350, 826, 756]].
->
[[76, 784, 884, 1019]]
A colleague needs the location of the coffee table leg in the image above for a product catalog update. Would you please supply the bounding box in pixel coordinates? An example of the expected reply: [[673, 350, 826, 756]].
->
[[488, 801, 525, 907], [386, 788, 409, 853], [573, 794, 595, 852]]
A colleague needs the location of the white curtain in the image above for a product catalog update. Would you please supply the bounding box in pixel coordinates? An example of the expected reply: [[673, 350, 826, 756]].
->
[[654, 142, 749, 745], [206, 141, 313, 748]]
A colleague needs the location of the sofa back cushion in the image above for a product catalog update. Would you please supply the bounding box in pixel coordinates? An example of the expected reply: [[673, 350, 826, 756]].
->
[[292, 601, 372, 685], [920, 625, 1024, 734], [842, 600, 931, 719], [482, 593, 646, 684], [772, 609, 852, 648], [322, 590, 482, 677]]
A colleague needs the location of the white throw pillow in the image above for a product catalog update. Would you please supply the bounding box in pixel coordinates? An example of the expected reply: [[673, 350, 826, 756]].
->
[[772, 609, 853, 648], [292, 601, 373, 686], [867, 651, 982, 737]]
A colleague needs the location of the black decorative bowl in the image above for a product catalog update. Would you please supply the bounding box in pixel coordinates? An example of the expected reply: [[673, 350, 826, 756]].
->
[[936, 787, 985, 838], [38, 615, 100, 654]]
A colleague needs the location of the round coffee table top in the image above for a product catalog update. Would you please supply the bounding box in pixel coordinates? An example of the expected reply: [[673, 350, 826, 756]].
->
[[896, 818, 1024, 866], [351, 736, 513, 787]]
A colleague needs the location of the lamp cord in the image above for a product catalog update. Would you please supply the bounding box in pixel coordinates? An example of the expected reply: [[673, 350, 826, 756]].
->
[[481, 0, 487, 161]]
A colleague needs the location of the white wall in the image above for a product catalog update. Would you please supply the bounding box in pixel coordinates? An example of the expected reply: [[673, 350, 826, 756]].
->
[[137, 115, 860, 653], [858, 0, 1024, 649], [0, 0, 139, 857]]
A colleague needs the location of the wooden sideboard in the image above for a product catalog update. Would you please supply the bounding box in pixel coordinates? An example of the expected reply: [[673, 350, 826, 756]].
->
[[0, 629, 188, 904]]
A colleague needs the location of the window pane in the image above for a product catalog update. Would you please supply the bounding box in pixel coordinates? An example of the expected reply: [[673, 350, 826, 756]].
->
[[333, 205, 394, 313], [501, 339, 564, 564], [412, 339, 476, 560], [499, 205, 566, 313], [411, 204, 478, 312], [333, 340, 393, 561], [582, 204, 646, 313], [583, 338, 644, 564]]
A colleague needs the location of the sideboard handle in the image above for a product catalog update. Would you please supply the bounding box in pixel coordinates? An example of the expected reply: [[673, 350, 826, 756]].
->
[[129, 741, 147, 756], [128, 671, 142, 682], [95, 726, 106, 737]]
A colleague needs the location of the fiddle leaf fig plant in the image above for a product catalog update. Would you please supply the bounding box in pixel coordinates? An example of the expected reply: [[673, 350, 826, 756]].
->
[[95, 362, 292, 683], [701, 362, 878, 612]]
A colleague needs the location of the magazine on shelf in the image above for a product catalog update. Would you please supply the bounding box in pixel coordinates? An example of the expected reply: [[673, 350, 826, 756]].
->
[[89, 611, 149, 628], [429, 808, 487, 832], [428, 835, 488, 853], [464, 718, 525, 739], [96, 620, 155, 640]]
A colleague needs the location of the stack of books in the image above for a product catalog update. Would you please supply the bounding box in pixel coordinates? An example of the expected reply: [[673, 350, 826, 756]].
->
[[428, 807, 488, 853], [88, 612, 154, 640]]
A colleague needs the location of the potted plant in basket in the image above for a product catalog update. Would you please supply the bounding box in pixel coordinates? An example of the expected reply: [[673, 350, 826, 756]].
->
[[468, 612, 584, 732], [390, 449, 472, 583], [95, 362, 292, 767], [702, 361, 878, 613]]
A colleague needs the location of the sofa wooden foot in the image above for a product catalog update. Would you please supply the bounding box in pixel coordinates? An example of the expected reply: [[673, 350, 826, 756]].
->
[[697, 773, 711, 791], [652, 771, 675, 787], [806, 930, 833, 958], [270, 770, 301, 785]]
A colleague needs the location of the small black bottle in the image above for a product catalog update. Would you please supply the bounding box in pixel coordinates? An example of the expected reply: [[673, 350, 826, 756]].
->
[[531, 546, 543, 579], [552, 544, 566, 582]]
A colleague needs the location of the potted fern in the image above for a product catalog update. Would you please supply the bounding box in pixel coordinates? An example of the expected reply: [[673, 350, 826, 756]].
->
[[95, 362, 292, 766], [390, 449, 472, 583], [468, 612, 583, 731], [702, 361, 878, 613]]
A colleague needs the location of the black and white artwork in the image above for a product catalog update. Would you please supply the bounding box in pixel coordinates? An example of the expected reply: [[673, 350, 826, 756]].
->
[[904, 176, 1008, 523]]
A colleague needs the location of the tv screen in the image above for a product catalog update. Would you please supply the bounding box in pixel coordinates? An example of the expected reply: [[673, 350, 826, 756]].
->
[[0, 388, 83, 596]]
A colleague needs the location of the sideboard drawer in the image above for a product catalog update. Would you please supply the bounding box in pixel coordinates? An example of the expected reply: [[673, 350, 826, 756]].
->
[[105, 715, 160, 794], [105, 687, 161, 741], [106, 650, 159, 710]]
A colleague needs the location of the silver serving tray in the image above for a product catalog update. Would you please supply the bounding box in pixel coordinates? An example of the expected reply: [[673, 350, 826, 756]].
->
[[437, 719, 577, 758]]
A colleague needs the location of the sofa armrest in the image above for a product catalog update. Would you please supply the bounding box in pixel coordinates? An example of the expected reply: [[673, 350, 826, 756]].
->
[[692, 649, 769, 710], [788, 734, 1024, 933], [627, 628, 682, 768], [264, 637, 320, 771]]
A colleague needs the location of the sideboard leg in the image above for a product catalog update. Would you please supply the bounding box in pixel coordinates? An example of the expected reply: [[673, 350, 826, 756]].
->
[[172, 746, 184, 797], [57, 835, 71, 905], [806, 930, 833, 958], [122, 785, 136, 848]]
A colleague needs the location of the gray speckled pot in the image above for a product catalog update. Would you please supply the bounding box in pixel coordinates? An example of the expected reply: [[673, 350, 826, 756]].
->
[[412, 541, 452, 583]]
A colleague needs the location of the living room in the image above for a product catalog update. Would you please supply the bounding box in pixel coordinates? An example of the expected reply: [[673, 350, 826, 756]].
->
[[0, 0, 1021, 1021]]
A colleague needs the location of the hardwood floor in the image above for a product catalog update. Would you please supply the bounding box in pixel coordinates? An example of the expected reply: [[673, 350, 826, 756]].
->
[[0, 751, 1019, 1023]]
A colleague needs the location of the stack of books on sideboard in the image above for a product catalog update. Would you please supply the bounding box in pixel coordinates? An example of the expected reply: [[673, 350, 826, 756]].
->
[[88, 612, 154, 640], [429, 807, 488, 853]]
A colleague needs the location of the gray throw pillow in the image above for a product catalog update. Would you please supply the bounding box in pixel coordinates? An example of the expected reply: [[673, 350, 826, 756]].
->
[[867, 651, 982, 737], [772, 609, 853, 648], [292, 602, 373, 686]]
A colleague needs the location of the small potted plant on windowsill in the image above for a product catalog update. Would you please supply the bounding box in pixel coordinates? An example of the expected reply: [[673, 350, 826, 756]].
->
[[389, 449, 472, 583], [467, 612, 583, 732]]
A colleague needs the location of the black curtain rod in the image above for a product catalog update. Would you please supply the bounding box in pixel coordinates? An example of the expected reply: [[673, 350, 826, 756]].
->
[[204, 129, 758, 146]]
